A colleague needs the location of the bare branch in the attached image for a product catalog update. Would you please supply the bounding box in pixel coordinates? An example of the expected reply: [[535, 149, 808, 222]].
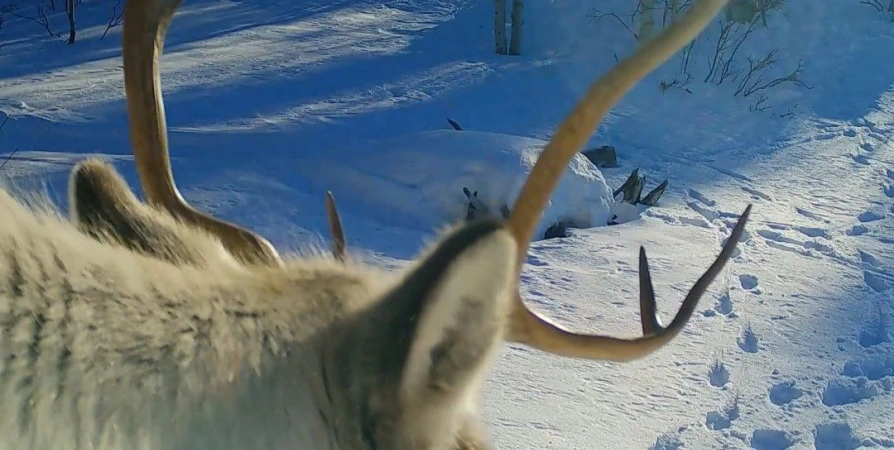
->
[[735, 53, 810, 98], [861, 0, 885, 11], [101, 0, 124, 40], [11, 6, 59, 37], [703, 19, 731, 82], [588, 8, 639, 40], [715, 18, 758, 84], [748, 94, 770, 111]]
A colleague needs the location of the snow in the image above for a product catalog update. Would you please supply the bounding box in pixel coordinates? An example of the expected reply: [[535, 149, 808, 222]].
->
[[1, 0, 893, 447]]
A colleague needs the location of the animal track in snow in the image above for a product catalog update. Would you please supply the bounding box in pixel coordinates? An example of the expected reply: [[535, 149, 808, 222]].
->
[[687, 189, 716, 206], [857, 211, 884, 223], [857, 309, 891, 348], [526, 254, 549, 267], [795, 207, 829, 223], [739, 274, 760, 291], [814, 422, 861, 450], [705, 396, 740, 431], [756, 227, 836, 258], [742, 186, 773, 201], [650, 426, 690, 450], [708, 359, 730, 387], [687, 200, 720, 222], [768, 380, 803, 406], [858, 250, 881, 266], [795, 226, 831, 239], [863, 270, 892, 293], [821, 377, 879, 406], [846, 225, 868, 236], [713, 292, 734, 316], [684, 191, 744, 227], [750, 429, 796, 450], [842, 356, 894, 381], [852, 154, 871, 166], [710, 165, 752, 182], [860, 249, 892, 292], [738, 324, 760, 353]]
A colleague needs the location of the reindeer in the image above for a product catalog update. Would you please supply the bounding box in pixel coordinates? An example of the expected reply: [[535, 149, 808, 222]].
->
[[0, 0, 750, 448]]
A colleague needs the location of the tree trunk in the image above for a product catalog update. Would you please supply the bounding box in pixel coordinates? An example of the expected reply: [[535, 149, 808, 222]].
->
[[494, 0, 507, 54], [508, 0, 523, 55], [66, 0, 76, 44], [638, 0, 655, 41]]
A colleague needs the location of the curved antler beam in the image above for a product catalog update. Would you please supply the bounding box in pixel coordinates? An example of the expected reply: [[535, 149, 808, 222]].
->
[[122, 0, 281, 267], [503, 0, 740, 362]]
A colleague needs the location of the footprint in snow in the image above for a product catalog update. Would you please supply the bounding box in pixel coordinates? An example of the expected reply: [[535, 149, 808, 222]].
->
[[525, 254, 549, 267], [705, 396, 739, 431], [796, 207, 829, 223], [741, 186, 773, 201], [863, 270, 891, 293], [821, 377, 879, 406], [857, 308, 891, 348], [768, 380, 803, 406], [739, 274, 760, 291], [650, 427, 688, 450], [708, 359, 730, 387], [795, 225, 831, 239], [712, 291, 734, 316], [846, 224, 868, 236], [814, 422, 861, 450], [852, 154, 871, 166], [750, 429, 796, 450], [842, 356, 894, 381], [738, 324, 760, 353], [687, 189, 716, 207], [857, 211, 884, 223]]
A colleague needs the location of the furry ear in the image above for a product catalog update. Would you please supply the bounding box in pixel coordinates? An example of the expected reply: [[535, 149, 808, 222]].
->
[[375, 220, 515, 422], [68, 159, 232, 266], [69, 158, 143, 237]]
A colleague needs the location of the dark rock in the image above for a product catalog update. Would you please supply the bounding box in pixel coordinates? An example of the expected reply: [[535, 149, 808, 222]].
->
[[582, 145, 618, 168], [613, 168, 645, 204], [640, 179, 668, 206]]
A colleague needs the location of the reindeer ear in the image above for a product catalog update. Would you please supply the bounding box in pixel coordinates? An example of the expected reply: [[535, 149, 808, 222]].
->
[[69, 159, 143, 236], [68, 159, 229, 266], [374, 221, 515, 409]]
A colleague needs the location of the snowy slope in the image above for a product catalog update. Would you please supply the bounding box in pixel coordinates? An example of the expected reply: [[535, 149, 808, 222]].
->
[[1, 0, 893, 448]]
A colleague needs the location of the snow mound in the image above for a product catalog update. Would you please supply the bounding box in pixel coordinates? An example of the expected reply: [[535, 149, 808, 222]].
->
[[311, 129, 615, 239]]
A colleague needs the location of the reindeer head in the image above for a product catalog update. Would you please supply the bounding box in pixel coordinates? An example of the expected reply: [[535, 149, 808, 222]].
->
[[67, 0, 748, 447]]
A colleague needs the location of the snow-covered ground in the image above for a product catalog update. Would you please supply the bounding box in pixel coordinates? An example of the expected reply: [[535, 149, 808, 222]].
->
[[1, 0, 892, 447]]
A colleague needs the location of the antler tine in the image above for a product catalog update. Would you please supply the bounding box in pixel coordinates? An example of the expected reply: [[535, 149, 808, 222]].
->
[[514, 205, 751, 362], [505, 0, 736, 360], [639, 205, 751, 337], [638, 245, 662, 335], [325, 191, 347, 262], [122, 0, 281, 267]]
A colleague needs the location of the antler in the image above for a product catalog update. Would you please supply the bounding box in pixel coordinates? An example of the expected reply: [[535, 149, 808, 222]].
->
[[505, 0, 750, 361], [325, 191, 347, 262], [122, 0, 281, 266]]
